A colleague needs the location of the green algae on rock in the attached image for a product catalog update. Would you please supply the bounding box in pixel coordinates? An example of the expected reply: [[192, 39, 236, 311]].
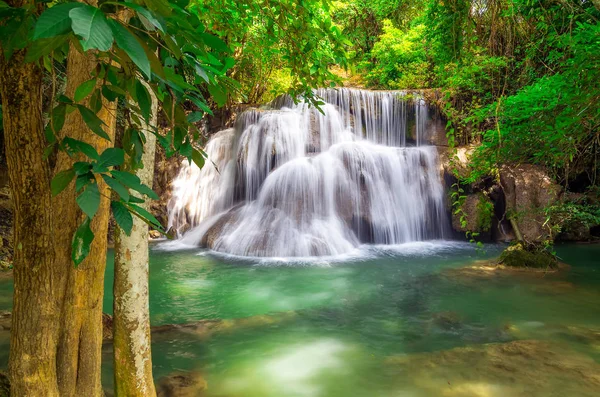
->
[[498, 242, 559, 269]]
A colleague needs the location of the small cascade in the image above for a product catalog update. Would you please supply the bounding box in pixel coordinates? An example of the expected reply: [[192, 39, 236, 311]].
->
[[166, 88, 449, 257]]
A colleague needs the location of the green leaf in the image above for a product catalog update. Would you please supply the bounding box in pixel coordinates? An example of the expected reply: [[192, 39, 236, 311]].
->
[[69, 5, 113, 51], [72, 217, 94, 266], [77, 105, 111, 141], [96, 148, 125, 171], [76, 181, 100, 218], [192, 148, 205, 169], [102, 175, 130, 202], [51, 103, 67, 134], [34, 3, 82, 39], [144, 0, 172, 18], [187, 111, 204, 123], [201, 33, 231, 53], [51, 169, 75, 196], [207, 84, 227, 106], [89, 89, 103, 113], [62, 137, 100, 160], [136, 80, 152, 122], [111, 201, 133, 235], [73, 161, 91, 175], [111, 170, 159, 200], [108, 19, 151, 77], [125, 2, 166, 32], [25, 34, 71, 62], [127, 202, 163, 230], [75, 174, 92, 192], [74, 78, 96, 102]]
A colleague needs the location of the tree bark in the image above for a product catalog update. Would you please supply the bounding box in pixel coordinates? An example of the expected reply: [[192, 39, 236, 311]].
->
[[55, 43, 117, 397], [113, 84, 158, 397], [0, 27, 61, 397], [1, 1, 117, 394]]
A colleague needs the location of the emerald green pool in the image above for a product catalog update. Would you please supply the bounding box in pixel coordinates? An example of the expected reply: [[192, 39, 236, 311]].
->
[[2, 242, 600, 396]]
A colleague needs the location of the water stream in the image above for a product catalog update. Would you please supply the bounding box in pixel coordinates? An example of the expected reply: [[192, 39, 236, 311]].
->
[[166, 89, 449, 257]]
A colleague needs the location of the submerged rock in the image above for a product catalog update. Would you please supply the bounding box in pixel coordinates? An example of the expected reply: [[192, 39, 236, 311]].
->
[[101, 311, 297, 342], [431, 311, 463, 331], [156, 371, 207, 397], [386, 340, 600, 397]]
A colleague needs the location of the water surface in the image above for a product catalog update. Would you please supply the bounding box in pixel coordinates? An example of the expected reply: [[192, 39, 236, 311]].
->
[[2, 242, 600, 396]]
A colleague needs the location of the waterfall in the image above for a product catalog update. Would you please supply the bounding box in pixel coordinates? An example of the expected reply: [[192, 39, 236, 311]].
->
[[166, 88, 449, 257]]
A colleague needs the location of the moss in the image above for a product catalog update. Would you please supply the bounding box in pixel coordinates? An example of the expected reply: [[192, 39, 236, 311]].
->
[[498, 242, 558, 269]]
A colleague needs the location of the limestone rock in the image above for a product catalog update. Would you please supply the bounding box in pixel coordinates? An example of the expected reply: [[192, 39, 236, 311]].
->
[[199, 208, 241, 248], [500, 164, 561, 242], [152, 144, 184, 228], [451, 194, 493, 234]]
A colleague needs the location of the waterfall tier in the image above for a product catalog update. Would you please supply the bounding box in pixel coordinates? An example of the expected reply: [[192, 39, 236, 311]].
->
[[166, 88, 449, 257]]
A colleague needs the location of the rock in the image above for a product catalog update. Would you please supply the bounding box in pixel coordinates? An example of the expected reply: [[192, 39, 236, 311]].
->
[[102, 313, 113, 342], [451, 194, 494, 235], [438, 146, 476, 182], [199, 208, 241, 248], [156, 371, 207, 397], [152, 144, 184, 228], [498, 242, 559, 269], [500, 164, 561, 242], [0, 371, 9, 397], [149, 230, 162, 239], [386, 340, 600, 397], [431, 311, 463, 331]]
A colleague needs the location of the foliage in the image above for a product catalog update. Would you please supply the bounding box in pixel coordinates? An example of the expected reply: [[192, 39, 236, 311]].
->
[[191, 0, 348, 105], [545, 200, 600, 239], [346, 0, 600, 231], [0, 0, 234, 264], [332, 0, 420, 62], [363, 21, 429, 89], [476, 194, 494, 232]]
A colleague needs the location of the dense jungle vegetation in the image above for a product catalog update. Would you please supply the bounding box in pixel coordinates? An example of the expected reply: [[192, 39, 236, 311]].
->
[[0, 0, 599, 396]]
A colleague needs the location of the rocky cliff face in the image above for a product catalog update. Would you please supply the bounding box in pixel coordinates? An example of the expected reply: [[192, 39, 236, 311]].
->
[[500, 164, 562, 242]]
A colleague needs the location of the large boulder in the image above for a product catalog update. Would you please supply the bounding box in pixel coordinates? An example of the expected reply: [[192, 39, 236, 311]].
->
[[500, 164, 561, 242]]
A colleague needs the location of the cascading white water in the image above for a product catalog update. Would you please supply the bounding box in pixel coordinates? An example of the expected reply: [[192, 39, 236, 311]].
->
[[166, 88, 449, 257]]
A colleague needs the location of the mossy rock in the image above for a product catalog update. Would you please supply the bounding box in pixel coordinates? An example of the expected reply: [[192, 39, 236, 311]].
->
[[0, 371, 9, 397], [498, 242, 558, 269]]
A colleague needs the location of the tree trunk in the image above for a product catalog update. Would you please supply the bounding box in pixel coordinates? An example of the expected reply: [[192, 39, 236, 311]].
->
[[55, 43, 117, 397], [113, 84, 158, 397], [0, 29, 61, 397], [1, 2, 117, 393]]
